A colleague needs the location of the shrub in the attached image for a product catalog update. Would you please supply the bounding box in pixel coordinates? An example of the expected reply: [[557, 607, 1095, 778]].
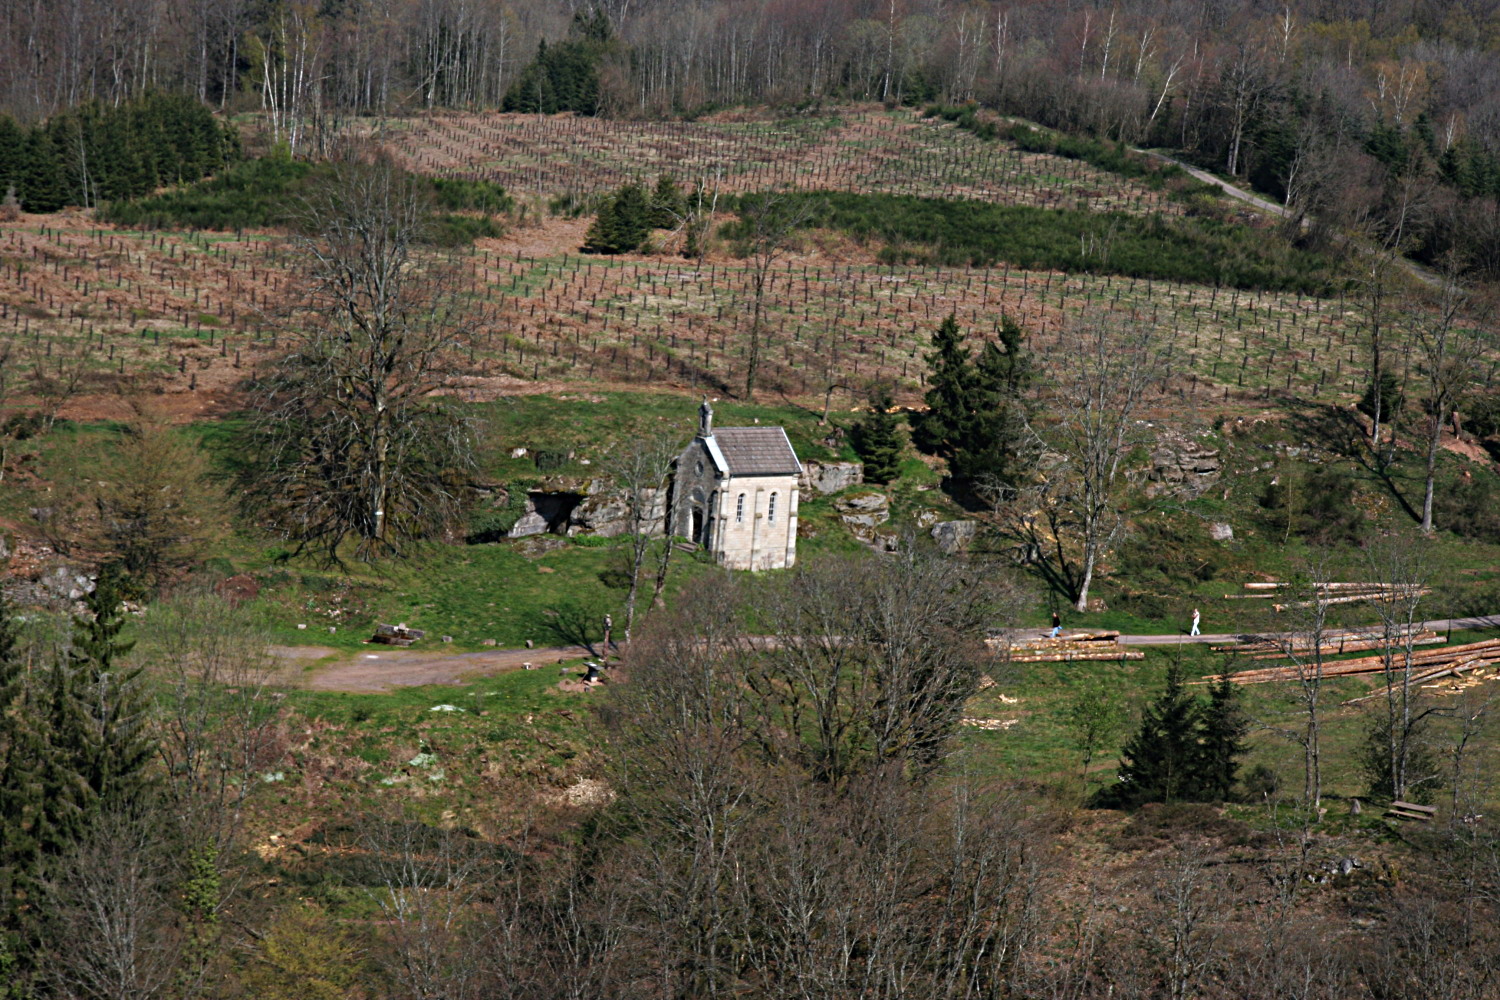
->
[[1433, 473, 1500, 542], [1241, 763, 1281, 802], [532, 449, 570, 472], [431, 177, 513, 214], [466, 482, 534, 543], [726, 190, 1342, 293], [102, 157, 511, 244], [583, 183, 651, 254]]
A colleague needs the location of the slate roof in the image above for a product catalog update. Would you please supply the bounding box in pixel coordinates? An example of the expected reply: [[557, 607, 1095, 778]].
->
[[709, 427, 802, 476]]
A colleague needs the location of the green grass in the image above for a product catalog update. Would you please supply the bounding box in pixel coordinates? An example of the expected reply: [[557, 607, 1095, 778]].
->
[[959, 639, 1499, 807], [238, 536, 717, 653], [472, 391, 857, 479]]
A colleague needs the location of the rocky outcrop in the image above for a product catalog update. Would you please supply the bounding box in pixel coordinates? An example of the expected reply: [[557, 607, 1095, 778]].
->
[[501, 479, 666, 539], [1209, 522, 1234, 542], [800, 460, 863, 495], [834, 490, 890, 541], [1148, 431, 1221, 496], [569, 486, 666, 537], [5, 564, 95, 610], [930, 520, 978, 554]]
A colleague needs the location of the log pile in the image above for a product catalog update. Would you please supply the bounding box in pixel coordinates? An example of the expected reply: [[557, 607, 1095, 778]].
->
[[1212, 624, 1447, 659], [992, 630, 1145, 663], [1221, 581, 1430, 612], [1202, 638, 1500, 686]]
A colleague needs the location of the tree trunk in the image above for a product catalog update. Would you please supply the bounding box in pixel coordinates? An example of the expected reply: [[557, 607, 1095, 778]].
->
[[1074, 538, 1097, 613], [1421, 414, 1439, 533], [745, 270, 765, 399]]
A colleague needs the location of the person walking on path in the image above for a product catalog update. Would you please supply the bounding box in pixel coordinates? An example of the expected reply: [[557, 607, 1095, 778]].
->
[[1190, 608, 1201, 636], [1048, 611, 1063, 638]]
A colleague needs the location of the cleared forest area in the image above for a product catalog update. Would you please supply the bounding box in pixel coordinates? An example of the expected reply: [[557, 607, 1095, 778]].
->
[[6, 108, 1487, 419]]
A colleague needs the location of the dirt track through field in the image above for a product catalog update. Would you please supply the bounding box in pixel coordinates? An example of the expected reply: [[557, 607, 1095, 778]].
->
[[272, 642, 594, 693], [277, 616, 1500, 694]]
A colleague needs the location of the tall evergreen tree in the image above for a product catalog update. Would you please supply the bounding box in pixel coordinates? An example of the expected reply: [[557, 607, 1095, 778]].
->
[[955, 314, 1034, 483], [0, 117, 25, 196], [852, 385, 904, 484], [583, 183, 650, 254], [35, 569, 154, 859], [911, 313, 1034, 486], [0, 591, 45, 993], [910, 313, 974, 461], [1195, 672, 1249, 802], [1108, 660, 1249, 808], [20, 129, 64, 213], [1114, 661, 1203, 806], [647, 174, 685, 230]]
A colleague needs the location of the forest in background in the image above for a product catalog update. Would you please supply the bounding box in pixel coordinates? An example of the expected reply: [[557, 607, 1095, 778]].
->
[[3, 0, 1500, 279]]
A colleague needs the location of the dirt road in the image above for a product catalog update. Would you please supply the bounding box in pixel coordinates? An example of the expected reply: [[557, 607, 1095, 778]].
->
[[277, 615, 1499, 694], [271, 643, 594, 693]]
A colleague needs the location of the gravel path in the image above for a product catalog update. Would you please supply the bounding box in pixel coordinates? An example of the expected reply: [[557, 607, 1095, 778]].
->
[[274, 616, 1499, 693], [271, 643, 595, 693]]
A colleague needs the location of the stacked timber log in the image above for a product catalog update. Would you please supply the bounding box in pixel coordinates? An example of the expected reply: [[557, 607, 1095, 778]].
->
[[1202, 637, 1500, 686], [1211, 623, 1446, 659], [992, 630, 1145, 663], [1222, 581, 1430, 612]]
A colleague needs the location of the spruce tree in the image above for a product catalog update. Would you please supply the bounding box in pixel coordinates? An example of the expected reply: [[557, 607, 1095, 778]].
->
[[66, 568, 152, 812], [0, 117, 25, 197], [648, 174, 685, 229], [35, 568, 154, 858], [852, 385, 904, 484], [20, 129, 64, 213], [912, 313, 1034, 487], [954, 315, 1034, 484], [1115, 661, 1203, 806], [1195, 673, 1248, 802], [582, 194, 617, 253], [583, 183, 650, 254], [910, 313, 974, 462], [0, 591, 44, 987]]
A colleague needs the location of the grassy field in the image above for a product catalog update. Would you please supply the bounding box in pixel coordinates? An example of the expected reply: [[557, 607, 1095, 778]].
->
[[961, 635, 1500, 808]]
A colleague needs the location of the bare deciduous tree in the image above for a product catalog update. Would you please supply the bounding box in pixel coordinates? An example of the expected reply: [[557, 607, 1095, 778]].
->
[[732, 191, 818, 400], [1044, 312, 1165, 612], [358, 811, 498, 1000], [601, 429, 680, 642], [1414, 266, 1489, 533], [1270, 563, 1335, 811], [242, 151, 475, 564], [750, 547, 1015, 785], [41, 806, 189, 1000], [1363, 532, 1437, 802]]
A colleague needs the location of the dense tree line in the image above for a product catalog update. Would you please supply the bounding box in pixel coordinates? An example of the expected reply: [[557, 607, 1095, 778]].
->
[[0, 93, 236, 214], [500, 9, 616, 115]]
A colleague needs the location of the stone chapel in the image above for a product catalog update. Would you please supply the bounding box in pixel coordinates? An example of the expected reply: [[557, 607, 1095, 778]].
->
[[670, 399, 800, 571]]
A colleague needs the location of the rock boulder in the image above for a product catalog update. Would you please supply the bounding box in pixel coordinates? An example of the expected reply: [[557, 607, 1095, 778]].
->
[[801, 460, 864, 495], [930, 520, 978, 554], [834, 491, 890, 541]]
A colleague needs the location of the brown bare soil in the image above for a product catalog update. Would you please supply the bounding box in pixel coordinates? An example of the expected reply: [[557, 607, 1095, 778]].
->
[[367, 105, 1187, 216], [272, 643, 591, 693]]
